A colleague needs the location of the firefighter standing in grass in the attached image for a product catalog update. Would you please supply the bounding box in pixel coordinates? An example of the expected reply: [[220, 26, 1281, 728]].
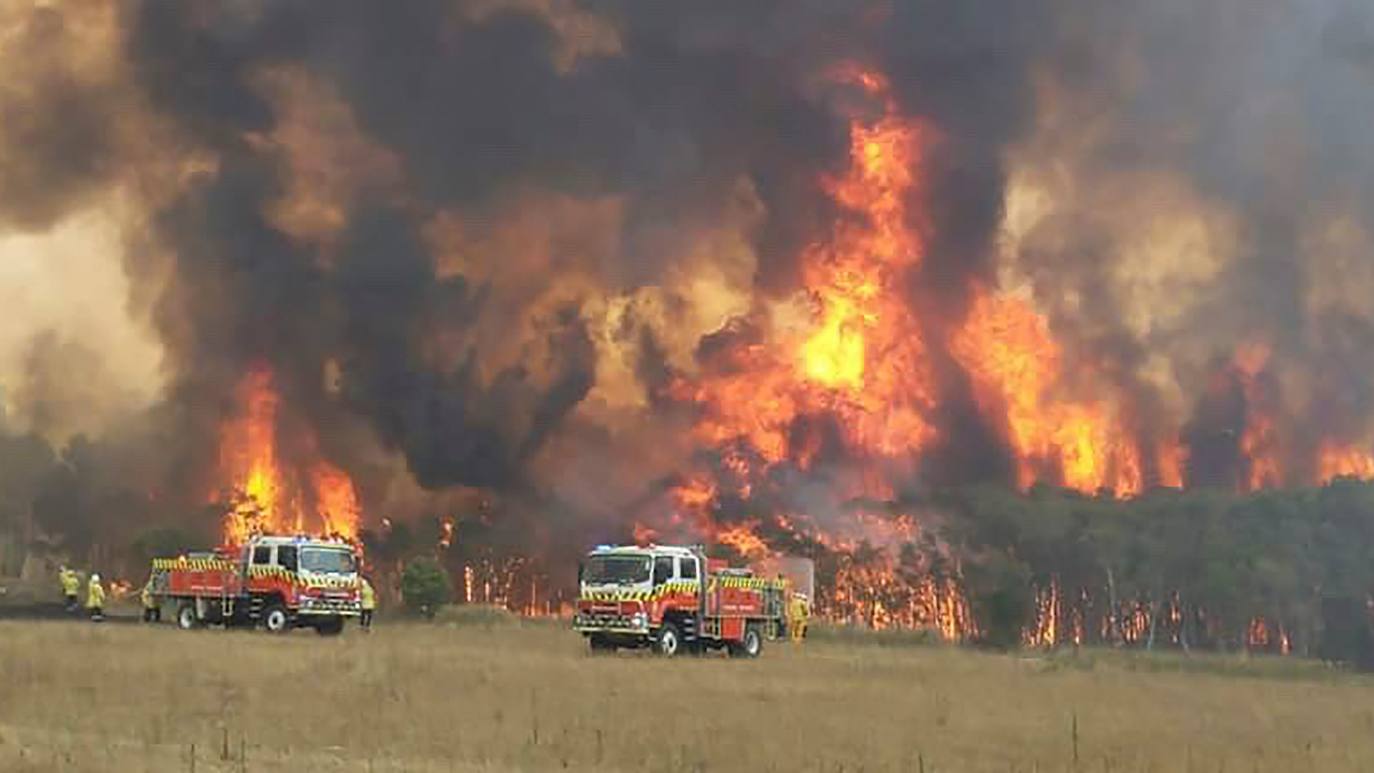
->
[[788, 592, 810, 642], [86, 573, 106, 622], [140, 578, 160, 622], [359, 575, 376, 631], [59, 565, 80, 612]]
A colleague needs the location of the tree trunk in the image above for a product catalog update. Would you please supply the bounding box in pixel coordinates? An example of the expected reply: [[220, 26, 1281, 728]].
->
[[1146, 596, 1158, 651], [1178, 598, 1191, 654], [1105, 567, 1120, 646]]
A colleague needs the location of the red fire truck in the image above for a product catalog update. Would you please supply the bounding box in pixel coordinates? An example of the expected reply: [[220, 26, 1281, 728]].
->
[[148, 535, 362, 635], [573, 544, 790, 657]]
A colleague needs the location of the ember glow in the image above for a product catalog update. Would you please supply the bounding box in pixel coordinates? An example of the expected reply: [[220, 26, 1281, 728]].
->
[[216, 365, 360, 545]]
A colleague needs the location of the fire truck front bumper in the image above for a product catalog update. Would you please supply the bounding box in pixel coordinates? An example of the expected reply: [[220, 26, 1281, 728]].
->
[[573, 610, 650, 635], [296, 596, 362, 617]]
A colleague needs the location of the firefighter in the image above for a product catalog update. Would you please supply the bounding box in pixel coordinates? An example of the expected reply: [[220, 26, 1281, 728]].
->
[[788, 592, 810, 642], [86, 573, 106, 622], [59, 565, 80, 612], [140, 578, 160, 623], [359, 575, 376, 631]]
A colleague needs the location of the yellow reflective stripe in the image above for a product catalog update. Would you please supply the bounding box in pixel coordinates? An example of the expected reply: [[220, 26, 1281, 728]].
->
[[150, 560, 358, 592], [151, 558, 235, 571], [711, 576, 787, 591], [580, 582, 704, 604]]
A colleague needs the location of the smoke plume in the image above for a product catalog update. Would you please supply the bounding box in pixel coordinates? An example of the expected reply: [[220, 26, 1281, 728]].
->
[[2, 0, 1374, 576]]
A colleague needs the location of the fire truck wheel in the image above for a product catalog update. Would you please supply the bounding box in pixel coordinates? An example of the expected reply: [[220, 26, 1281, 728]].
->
[[315, 617, 344, 636], [655, 622, 683, 657], [588, 635, 615, 654], [262, 604, 291, 634], [175, 602, 199, 631], [730, 624, 764, 658]]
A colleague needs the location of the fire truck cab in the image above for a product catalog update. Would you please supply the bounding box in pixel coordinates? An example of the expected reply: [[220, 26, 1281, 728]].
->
[[573, 544, 789, 657], [149, 535, 362, 635]]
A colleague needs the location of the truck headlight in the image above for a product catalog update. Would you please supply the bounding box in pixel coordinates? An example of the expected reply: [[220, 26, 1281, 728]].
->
[[632, 612, 647, 629]]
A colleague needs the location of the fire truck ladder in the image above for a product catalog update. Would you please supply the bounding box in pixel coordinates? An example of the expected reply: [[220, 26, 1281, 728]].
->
[[237, 562, 258, 624], [246, 594, 265, 621], [221, 582, 235, 622]]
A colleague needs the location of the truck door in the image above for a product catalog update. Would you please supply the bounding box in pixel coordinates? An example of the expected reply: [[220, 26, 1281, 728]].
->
[[652, 555, 674, 589], [250, 544, 272, 590], [652, 555, 673, 623], [678, 554, 705, 623]]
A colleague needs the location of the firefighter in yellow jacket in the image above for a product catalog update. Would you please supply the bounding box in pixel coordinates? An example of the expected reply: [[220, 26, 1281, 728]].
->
[[140, 578, 161, 623], [86, 573, 106, 622], [788, 592, 810, 642], [359, 575, 376, 631], [59, 565, 80, 612]]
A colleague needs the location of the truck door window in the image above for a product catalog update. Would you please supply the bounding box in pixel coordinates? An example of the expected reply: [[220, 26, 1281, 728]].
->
[[277, 545, 298, 571], [252, 546, 271, 565], [678, 557, 697, 580], [653, 556, 674, 586]]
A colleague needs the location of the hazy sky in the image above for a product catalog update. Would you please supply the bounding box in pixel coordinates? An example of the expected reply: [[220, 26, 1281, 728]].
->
[[0, 196, 163, 438]]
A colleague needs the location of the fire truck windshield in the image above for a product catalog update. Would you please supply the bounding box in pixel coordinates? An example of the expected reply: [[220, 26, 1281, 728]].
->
[[300, 548, 357, 574], [581, 555, 651, 586]]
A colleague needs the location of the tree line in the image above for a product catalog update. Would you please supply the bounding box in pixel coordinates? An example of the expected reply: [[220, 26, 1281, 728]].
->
[[932, 479, 1374, 664]]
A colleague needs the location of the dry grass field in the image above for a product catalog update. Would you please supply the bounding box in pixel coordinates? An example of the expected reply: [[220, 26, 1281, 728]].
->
[[3, 609, 1374, 772]]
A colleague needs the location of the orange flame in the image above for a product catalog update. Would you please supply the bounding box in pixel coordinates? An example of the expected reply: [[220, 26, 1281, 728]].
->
[[1156, 440, 1186, 488], [1232, 342, 1283, 491], [799, 77, 937, 458], [216, 364, 360, 545], [715, 524, 770, 560], [951, 290, 1146, 496], [311, 461, 360, 540], [650, 62, 1373, 643], [1317, 441, 1374, 483], [673, 68, 935, 470]]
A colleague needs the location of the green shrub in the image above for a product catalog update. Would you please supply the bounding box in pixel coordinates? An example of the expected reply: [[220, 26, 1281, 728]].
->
[[400, 557, 452, 619], [963, 554, 1034, 650]]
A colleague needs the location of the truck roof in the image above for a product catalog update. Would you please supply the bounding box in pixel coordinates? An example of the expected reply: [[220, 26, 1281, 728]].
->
[[246, 535, 355, 549], [587, 544, 698, 558]]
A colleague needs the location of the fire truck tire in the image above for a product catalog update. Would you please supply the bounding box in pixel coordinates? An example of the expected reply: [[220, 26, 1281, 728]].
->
[[175, 602, 200, 631], [588, 634, 615, 654], [262, 604, 291, 634], [655, 622, 683, 657], [729, 624, 764, 658], [315, 617, 344, 636]]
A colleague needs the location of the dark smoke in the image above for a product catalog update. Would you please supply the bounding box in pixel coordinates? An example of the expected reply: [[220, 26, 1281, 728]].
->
[[119, 0, 863, 499], [0, 5, 124, 230], [1005, 0, 1374, 478], [2, 0, 1373, 570]]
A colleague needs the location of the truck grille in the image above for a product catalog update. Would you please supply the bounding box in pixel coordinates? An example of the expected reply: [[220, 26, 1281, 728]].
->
[[298, 597, 361, 615], [573, 612, 646, 632]]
